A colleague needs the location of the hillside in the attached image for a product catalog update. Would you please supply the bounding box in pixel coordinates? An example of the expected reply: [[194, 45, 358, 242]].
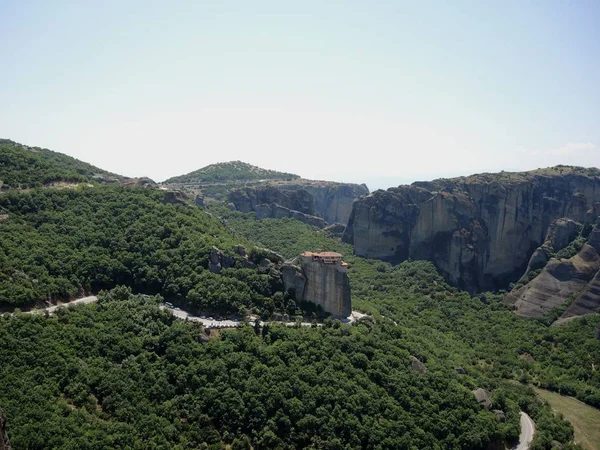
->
[[164, 160, 300, 184], [0, 139, 121, 189], [0, 145, 597, 449]]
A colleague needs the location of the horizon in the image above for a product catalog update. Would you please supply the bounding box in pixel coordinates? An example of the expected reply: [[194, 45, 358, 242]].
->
[[5, 135, 598, 192], [1, 1, 598, 190]]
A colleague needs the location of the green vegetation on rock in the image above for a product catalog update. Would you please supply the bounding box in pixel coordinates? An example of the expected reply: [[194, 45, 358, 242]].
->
[[164, 161, 299, 184], [0, 139, 119, 189]]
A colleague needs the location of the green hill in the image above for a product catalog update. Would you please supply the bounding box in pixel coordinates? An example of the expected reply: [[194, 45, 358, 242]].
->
[[0, 139, 120, 189], [164, 160, 300, 184]]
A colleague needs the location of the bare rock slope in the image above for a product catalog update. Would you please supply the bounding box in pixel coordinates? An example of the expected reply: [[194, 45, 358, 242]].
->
[[505, 219, 600, 320], [343, 166, 600, 294]]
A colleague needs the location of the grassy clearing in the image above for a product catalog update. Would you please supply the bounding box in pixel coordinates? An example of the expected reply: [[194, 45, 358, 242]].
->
[[534, 387, 600, 450]]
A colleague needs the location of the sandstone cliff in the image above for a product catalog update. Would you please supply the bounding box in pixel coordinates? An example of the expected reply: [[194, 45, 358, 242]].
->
[[343, 166, 600, 293], [255, 203, 327, 228], [229, 182, 368, 225], [505, 219, 600, 320]]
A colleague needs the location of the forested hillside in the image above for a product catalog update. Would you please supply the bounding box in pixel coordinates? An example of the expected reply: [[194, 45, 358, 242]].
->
[[0, 145, 598, 448], [0, 139, 119, 188], [0, 287, 576, 449], [165, 161, 299, 184], [218, 206, 600, 410], [0, 186, 286, 315]]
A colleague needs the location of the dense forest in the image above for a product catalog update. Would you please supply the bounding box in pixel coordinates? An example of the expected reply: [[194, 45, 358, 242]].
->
[[0, 186, 293, 316], [0, 287, 575, 449], [0, 139, 118, 189], [164, 161, 299, 184]]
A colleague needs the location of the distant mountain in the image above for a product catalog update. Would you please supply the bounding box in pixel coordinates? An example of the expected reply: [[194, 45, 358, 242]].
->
[[164, 161, 300, 184], [0, 139, 121, 189]]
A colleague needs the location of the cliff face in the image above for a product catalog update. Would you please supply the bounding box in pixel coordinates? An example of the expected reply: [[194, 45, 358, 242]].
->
[[229, 182, 368, 225], [343, 167, 600, 293], [505, 219, 600, 321], [282, 252, 351, 317]]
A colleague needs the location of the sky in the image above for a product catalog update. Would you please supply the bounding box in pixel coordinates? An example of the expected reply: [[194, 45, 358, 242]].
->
[[1, 1, 599, 191]]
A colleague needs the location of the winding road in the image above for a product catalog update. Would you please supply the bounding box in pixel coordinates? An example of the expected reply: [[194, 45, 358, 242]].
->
[[20, 296, 367, 329], [513, 412, 535, 450]]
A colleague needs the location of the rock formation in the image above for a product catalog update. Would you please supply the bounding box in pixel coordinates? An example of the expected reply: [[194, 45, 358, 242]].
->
[[410, 356, 427, 374], [521, 218, 581, 276], [505, 219, 600, 320], [0, 408, 11, 450], [255, 203, 327, 228], [473, 388, 493, 409], [162, 190, 189, 205], [343, 166, 600, 293], [229, 182, 368, 224], [282, 251, 351, 317]]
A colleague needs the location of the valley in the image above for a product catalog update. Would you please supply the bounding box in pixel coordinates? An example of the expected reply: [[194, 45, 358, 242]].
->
[[0, 140, 598, 449]]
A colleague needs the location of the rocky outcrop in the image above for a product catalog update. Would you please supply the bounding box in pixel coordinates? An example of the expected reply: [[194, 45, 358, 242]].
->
[[121, 177, 157, 187], [229, 182, 368, 224], [410, 356, 427, 374], [522, 218, 581, 275], [208, 246, 236, 274], [343, 166, 600, 293], [473, 388, 493, 409], [282, 252, 351, 317], [323, 223, 346, 237], [255, 203, 327, 228], [162, 190, 189, 205], [505, 220, 600, 320], [0, 408, 11, 450]]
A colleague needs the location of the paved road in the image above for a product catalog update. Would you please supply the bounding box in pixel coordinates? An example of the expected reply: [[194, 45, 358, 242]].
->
[[163, 306, 367, 328], [513, 412, 535, 450], [21, 296, 367, 329], [24, 296, 98, 315]]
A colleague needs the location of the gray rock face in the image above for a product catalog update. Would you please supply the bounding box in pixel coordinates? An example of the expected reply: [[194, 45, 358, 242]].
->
[[473, 388, 492, 409], [521, 218, 581, 276], [282, 252, 351, 317], [323, 223, 346, 237], [506, 220, 600, 320], [208, 246, 236, 274], [493, 410, 506, 423], [0, 408, 11, 450], [194, 195, 205, 207], [162, 190, 189, 205], [343, 167, 600, 293], [410, 356, 427, 374], [255, 202, 327, 228], [229, 182, 368, 224]]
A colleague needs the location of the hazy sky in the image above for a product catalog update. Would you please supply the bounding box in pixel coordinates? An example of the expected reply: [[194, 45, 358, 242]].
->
[[1, 1, 599, 190]]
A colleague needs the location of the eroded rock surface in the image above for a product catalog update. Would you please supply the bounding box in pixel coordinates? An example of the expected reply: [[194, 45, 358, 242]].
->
[[229, 182, 368, 224], [255, 203, 327, 228], [505, 220, 600, 320], [343, 166, 600, 293]]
